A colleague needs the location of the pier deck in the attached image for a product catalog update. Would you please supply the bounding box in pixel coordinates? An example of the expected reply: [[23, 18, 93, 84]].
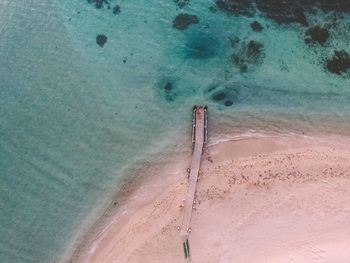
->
[[181, 106, 207, 261]]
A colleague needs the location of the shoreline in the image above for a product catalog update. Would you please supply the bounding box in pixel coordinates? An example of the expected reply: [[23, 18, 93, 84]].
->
[[69, 133, 350, 262]]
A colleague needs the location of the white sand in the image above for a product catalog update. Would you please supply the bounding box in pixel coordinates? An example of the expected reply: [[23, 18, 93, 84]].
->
[[73, 135, 350, 263]]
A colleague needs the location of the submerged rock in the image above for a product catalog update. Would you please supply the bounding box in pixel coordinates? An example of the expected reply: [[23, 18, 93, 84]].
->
[[250, 21, 263, 32], [212, 92, 227, 101], [96, 34, 107, 47], [173, 13, 199, 30], [210, 90, 236, 106], [224, 100, 233, 106], [164, 82, 173, 91], [209, 84, 243, 106], [215, 0, 255, 16], [326, 50, 350, 75], [304, 26, 329, 45], [232, 40, 265, 72]]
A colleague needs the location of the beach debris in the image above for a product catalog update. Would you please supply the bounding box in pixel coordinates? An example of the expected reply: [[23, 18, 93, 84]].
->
[[173, 13, 199, 30]]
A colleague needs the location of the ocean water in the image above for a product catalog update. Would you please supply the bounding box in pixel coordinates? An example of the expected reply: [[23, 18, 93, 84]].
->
[[1, 0, 350, 262]]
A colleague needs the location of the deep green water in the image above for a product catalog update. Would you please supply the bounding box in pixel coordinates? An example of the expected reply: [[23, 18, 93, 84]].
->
[[1, 0, 350, 262]]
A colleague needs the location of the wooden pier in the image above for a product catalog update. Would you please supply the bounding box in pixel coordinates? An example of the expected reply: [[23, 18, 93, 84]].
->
[[181, 105, 208, 261]]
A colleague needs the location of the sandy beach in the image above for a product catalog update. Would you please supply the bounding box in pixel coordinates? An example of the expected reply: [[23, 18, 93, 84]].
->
[[72, 134, 350, 263]]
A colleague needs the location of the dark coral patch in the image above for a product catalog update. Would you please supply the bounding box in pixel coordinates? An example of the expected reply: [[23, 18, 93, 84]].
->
[[209, 6, 218, 13], [87, 0, 109, 9], [174, 0, 190, 8], [317, 0, 350, 13], [254, 0, 350, 26], [232, 40, 265, 72], [246, 41, 264, 59], [173, 14, 199, 30], [255, 0, 309, 26], [215, 0, 255, 16], [250, 21, 263, 32], [304, 26, 329, 45], [96, 34, 107, 47], [326, 50, 350, 75], [158, 79, 177, 102], [87, 0, 122, 16], [215, 0, 254, 16], [113, 5, 121, 15]]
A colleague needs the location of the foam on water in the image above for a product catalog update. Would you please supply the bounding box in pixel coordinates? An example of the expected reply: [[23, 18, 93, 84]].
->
[[1, 0, 350, 262]]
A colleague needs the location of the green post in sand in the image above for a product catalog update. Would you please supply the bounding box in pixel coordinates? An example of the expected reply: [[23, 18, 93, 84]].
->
[[183, 241, 188, 258], [183, 238, 191, 261]]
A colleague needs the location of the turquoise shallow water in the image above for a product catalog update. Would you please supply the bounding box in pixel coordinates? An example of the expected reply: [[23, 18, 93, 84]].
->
[[1, 0, 350, 262]]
